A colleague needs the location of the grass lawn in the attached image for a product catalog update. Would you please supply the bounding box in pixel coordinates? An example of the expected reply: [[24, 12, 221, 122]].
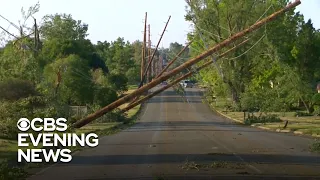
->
[[209, 98, 320, 137]]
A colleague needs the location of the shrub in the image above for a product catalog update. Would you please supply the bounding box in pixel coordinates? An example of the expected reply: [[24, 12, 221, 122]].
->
[[0, 160, 28, 180], [0, 96, 68, 139], [97, 110, 127, 123], [0, 78, 37, 101], [310, 141, 320, 153], [312, 93, 320, 105], [107, 73, 128, 94], [294, 111, 312, 117], [313, 105, 320, 116], [244, 114, 282, 125], [93, 86, 118, 107]]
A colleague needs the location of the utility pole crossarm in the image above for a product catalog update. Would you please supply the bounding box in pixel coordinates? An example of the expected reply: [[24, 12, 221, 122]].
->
[[72, 1, 301, 129]]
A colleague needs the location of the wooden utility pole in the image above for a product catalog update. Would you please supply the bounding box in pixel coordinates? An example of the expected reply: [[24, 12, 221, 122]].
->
[[159, 54, 163, 75], [160, 53, 163, 73], [33, 18, 41, 56], [141, 12, 147, 84], [121, 39, 249, 112], [139, 16, 171, 87], [156, 40, 193, 78], [72, 1, 301, 129], [147, 24, 152, 82]]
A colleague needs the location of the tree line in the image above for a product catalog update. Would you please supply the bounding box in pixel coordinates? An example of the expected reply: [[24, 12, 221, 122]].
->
[[0, 4, 189, 139], [185, 0, 320, 115]]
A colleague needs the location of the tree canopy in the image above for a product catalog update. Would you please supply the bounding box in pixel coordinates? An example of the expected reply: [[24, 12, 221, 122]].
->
[[185, 0, 320, 113]]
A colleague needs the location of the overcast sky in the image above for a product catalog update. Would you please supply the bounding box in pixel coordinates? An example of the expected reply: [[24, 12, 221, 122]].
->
[[1, 0, 319, 48]]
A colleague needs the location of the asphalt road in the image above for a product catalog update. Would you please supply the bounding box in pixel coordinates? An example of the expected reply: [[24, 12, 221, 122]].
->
[[28, 87, 320, 180]]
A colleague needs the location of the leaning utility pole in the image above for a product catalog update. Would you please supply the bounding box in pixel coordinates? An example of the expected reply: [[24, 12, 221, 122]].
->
[[121, 39, 249, 113], [72, 1, 301, 129], [156, 40, 193, 78], [139, 16, 171, 88], [141, 12, 147, 84]]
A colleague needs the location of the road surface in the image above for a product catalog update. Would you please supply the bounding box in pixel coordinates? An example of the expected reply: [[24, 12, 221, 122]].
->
[[28, 87, 320, 180]]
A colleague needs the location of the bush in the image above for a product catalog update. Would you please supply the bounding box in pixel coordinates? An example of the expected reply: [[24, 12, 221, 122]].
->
[[93, 86, 118, 107], [312, 93, 320, 105], [0, 96, 68, 139], [310, 141, 320, 153], [294, 111, 312, 117], [107, 73, 128, 94], [0, 101, 24, 139], [0, 160, 28, 180], [313, 105, 320, 116], [0, 120, 18, 139], [68, 115, 81, 125], [244, 114, 282, 125], [0, 78, 37, 101], [97, 110, 127, 123], [125, 67, 140, 84]]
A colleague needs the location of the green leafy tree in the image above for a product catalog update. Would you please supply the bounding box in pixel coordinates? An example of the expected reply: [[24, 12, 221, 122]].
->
[[42, 54, 94, 105]]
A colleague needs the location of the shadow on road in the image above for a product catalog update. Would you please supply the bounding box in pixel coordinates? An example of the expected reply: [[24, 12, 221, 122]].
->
[[133, 121, 239, 127], [147, 98, 203, 103], [153, 90, 204, 97], [79, 175, 320, 180], [64, 153, 320, 166]]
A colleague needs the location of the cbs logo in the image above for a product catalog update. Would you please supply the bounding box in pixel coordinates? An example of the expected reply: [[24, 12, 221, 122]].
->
[[17, 118, 68, 132]]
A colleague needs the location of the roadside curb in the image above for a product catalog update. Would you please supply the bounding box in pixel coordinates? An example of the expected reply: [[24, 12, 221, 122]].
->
[[215, 109, 244, 124], [293, 131, 304, 135], [215, 109, 320, 138], [252, 125, 271, 130]]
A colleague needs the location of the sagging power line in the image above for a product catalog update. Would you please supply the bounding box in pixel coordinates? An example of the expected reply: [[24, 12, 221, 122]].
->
[[121, 39, 249, 113], [71, 0, 301, 129]]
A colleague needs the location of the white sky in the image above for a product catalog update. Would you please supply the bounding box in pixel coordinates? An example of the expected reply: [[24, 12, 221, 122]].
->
[[0, 0, 319, 48]]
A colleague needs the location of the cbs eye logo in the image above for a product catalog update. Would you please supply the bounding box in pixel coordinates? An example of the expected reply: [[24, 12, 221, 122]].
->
[[17, 118, 31, 131], [16, 118, 68, 132]]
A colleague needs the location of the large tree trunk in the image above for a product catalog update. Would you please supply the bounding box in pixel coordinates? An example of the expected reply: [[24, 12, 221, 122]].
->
[[227, 80, 240, 107]]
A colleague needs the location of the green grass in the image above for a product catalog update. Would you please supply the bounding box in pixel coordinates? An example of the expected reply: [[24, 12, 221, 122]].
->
[[128, 84, 138, 90], [210, 98, 320, 136], [310, 141, 320, 153], [74, 122, 119, 135]]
